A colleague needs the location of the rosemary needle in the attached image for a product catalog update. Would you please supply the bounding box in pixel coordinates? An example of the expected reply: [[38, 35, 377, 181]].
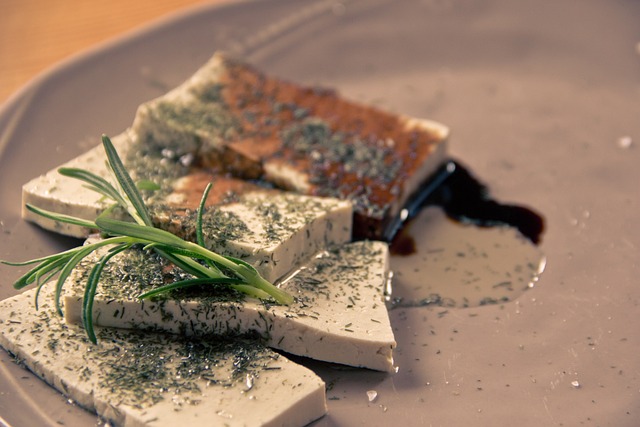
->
[[2, 135, 293, 343]]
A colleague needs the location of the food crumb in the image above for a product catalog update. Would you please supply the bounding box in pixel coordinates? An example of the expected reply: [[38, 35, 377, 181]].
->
[[617, 136, 633, 149], [367, 390, 378, 402]]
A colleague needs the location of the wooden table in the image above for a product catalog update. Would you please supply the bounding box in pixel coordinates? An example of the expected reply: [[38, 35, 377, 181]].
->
[[0, 0, 225, 105]]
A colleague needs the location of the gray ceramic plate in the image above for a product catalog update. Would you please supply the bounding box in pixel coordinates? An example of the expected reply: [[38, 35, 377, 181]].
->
[[1, 0, 639, 425]]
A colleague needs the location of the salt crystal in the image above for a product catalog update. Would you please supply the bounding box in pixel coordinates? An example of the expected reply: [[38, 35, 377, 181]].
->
[[367, 390, 378, 402], [180, 153, 195, 167]]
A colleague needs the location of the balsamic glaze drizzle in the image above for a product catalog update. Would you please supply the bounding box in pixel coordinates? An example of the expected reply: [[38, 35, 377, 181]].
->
[[389, 160, 545, 255]]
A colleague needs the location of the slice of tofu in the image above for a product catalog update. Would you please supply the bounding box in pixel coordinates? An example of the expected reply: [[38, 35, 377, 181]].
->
[[22, 133, 352, 283], [22, 132, 134, 238], [131, 52, 449, 239], [157, 177, 353, 283], [64, 240, 396, 372], [0, 288, 327, 427]]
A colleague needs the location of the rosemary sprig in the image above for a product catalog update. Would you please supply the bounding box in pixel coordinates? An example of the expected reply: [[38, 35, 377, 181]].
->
[[2, 135, 293, 343]]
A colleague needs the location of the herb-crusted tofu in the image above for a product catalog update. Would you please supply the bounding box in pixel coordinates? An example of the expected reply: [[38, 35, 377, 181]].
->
[[154, 175, 353, 282], [131, 52, 449, 239], [0, 288, 327, 427], [64, 240, 396, 372]]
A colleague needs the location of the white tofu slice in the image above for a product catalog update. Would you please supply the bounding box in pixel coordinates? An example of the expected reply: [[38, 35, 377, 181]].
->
[[22, 132, 134, 238], [157, 186, 353, 283], [22, 132, 353, 283], [129, 52, 449, 240], [64, 240, 396, 372], [0, 288, 327, 427]]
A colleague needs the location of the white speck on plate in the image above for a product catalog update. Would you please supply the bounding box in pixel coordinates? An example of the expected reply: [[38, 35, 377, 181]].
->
[[618, 136, 633, 149]]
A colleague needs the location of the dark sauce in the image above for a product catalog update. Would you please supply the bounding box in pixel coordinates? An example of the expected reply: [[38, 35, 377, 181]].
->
[[389, 160, 545, 255], [389, 229, 418, 256]]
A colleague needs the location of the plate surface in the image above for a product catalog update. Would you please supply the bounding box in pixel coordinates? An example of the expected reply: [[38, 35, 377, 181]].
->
[[1, 0, 640, 426]]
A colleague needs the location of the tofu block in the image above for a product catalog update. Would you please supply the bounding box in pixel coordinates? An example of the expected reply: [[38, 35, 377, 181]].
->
[[22, 133, 134, 238], [155, 177, 353, 283], [64, 240, 396, 372], [0, 288, 327, 427], [132, 52, 448, 239]]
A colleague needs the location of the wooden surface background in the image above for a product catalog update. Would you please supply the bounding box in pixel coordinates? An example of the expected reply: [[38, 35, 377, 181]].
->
[[0, 0, 225, 105]]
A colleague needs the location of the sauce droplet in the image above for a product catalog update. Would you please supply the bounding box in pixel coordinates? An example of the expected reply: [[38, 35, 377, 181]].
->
[[431, 161, 544, 245], [390, 160, 545, 253]]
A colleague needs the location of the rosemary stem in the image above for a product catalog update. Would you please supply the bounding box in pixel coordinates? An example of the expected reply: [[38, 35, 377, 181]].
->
[[179, 241, 293, 304]]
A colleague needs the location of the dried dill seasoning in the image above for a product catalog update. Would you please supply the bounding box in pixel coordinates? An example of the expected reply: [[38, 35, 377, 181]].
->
[[95, 329, 274, 410]]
